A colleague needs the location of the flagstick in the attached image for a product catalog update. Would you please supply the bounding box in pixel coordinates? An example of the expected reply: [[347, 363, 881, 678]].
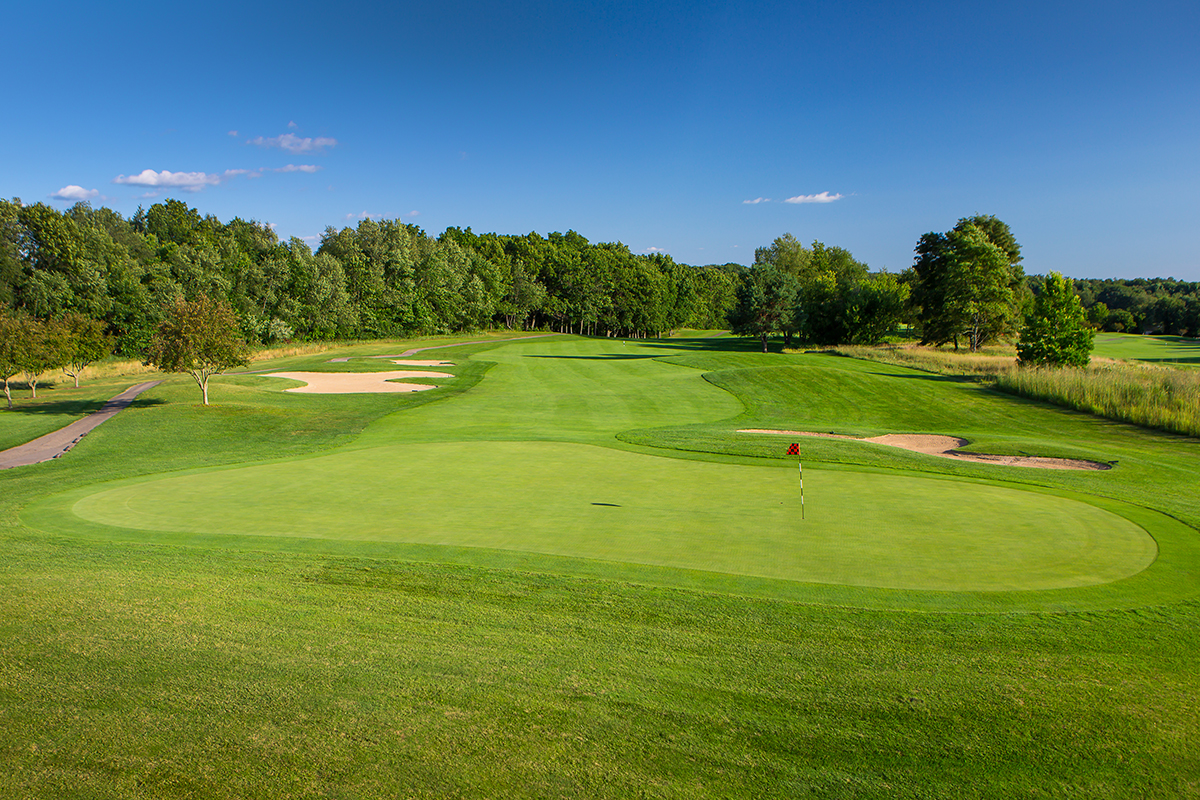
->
[[799, 452, 804, 521]]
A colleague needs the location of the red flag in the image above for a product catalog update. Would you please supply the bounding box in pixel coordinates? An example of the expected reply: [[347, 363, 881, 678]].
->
[[787, 443, 799, 456]]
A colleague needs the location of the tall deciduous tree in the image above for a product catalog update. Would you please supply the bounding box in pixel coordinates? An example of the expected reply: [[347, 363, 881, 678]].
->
[[145, 295, 249, 405], [730, 264, 798, 352], [0, 313, 26, 409], [17, 316, 67, 399], [910, 216, 1025, 351], [1017, 272, 1094, 367], [59, 311, 113, 387]]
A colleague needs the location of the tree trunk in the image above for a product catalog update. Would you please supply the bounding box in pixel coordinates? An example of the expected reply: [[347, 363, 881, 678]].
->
[[761, 333, 769, 353]]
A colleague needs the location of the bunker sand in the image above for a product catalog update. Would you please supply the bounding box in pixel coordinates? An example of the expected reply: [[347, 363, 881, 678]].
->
[[260, 371, 452, 394], [739, 429, 1111, 470]]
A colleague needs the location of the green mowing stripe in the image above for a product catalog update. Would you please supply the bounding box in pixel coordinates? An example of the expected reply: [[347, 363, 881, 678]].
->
[[23, 440, 1192, 611]]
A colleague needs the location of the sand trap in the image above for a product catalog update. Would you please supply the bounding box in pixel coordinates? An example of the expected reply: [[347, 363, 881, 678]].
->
[[388, 359, 455, 366], [739, 429, 1111, 471], [260, 371, 452, 394]]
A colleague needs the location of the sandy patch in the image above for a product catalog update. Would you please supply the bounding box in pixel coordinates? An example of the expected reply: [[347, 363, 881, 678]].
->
[[260, 371, 452, 394], [739, 429, 1111, 471]]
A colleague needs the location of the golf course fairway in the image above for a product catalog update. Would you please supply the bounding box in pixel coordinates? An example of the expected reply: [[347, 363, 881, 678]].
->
[[21, 332, 1187, 608], [6, 331, 1200, 797]]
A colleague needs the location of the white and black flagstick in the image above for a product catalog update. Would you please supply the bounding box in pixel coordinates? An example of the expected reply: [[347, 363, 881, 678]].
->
[[788, 443, 804, 521]]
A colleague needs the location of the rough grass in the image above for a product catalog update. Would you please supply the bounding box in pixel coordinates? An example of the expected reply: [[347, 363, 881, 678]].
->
[[994, 361, 1200, 438], [825, 340, 1200, 438], [822, 343, 1016, 376]]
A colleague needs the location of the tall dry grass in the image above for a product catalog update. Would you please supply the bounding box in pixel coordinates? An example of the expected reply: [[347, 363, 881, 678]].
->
[[59, 341, 344, 384], [246, 341, 344, 363], [827, 344, 1016, 376], [828, 343, 1200, 438], [993, 362, 1200, 438]]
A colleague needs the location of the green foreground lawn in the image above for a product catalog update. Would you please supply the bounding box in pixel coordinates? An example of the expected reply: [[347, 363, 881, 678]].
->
[[2, 333, 1199, 797]]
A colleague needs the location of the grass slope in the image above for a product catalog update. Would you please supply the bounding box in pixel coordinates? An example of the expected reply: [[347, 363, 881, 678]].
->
[[2, 333, 1199, 797], [1092, 333, 1200, 365]]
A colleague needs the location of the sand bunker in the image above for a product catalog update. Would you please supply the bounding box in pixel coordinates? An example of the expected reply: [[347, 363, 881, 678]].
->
[[260, 371, 452, 394], [739, 429, 1111, 471]]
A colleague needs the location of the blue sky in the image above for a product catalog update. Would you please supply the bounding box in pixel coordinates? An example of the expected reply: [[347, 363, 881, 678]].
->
[[5, 0, 1198, 279]]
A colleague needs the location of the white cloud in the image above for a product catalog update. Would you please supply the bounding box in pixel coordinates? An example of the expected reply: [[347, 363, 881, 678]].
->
[[644, 246, 666, 253], [113, 169, 222, 192], [345, 211, 380, 220], [50, 185, 99, 201], [742, 197, 770, 204], [228, 130, 239, 137], [287, 120, 299, 129], [783, 192, 844, 204], [112, 165, 320, 194], [408, 210, 420, 217], [248, 133, 337, 154]]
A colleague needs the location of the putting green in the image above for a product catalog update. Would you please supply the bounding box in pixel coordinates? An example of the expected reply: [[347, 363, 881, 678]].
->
[[66, 440, 1154, 592]]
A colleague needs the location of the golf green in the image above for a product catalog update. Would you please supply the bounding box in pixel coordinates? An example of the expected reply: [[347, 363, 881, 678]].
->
[[65, 440, 1154, 592]]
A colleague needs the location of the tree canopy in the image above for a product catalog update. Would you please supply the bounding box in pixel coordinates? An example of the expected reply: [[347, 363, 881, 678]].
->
[[1017, 272, 1094, 367], [145, 295, 250, 405], [910, 216, 1025, 351]]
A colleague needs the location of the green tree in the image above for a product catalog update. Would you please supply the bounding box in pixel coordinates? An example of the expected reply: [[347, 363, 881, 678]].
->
[[17, 316, 68, 399], [145, 295, 249, 405], [1017, 272, 1094, 367], [0, 313, 26, 409], [911, 217, 1024, 351], [59, 311, 113, 387], [730, 264, 798, 352], [1085, 301, 1109, 331], [1105, 307, 1136, 333]]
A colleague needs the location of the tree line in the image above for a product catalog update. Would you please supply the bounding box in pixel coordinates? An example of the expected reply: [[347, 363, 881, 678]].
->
[[0, 198, 740, 359], [1070, 277, 1200, 337], [2, 197, 1190, 402]]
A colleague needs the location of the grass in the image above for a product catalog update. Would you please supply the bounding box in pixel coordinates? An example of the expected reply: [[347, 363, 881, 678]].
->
[[994, 361, 1200, 438], [826, 339, 1200, 438], [822, 342, 1017, 376], [2, 333, 1199, 796], [1092, 332, 1200, 365]]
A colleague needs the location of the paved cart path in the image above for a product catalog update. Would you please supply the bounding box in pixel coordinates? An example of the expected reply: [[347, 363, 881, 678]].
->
[[0, 381, 162, 470]]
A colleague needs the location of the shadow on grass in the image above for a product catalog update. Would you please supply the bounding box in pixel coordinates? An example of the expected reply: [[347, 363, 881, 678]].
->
[[3, 399, 106, 415], [525, 354, 663, 360], [2, 397, 168, 415], [631, 336, 774, 354], [866, 371, 977, 384]]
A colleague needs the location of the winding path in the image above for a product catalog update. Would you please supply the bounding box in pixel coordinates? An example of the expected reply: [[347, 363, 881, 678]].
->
[[0, 381, 162, 470]]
